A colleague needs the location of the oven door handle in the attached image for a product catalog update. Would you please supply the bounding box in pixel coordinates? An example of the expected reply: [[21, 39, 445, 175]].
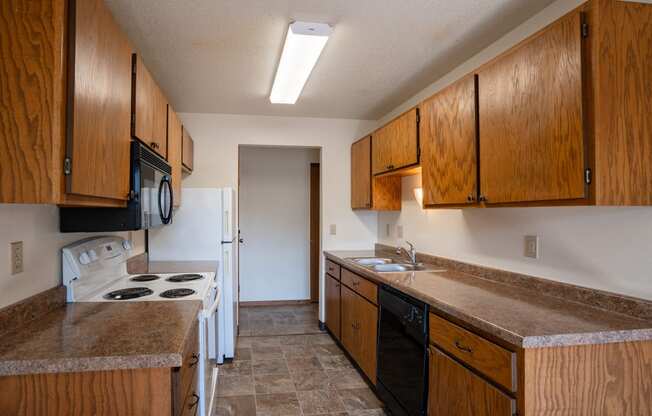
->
[[202, 287, 221, 319]]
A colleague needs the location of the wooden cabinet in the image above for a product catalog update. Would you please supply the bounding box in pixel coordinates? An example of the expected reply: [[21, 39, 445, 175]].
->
[[168, 106, 183, 207], [0, 0, 131, 207], [372, 108, 419, 175], [351, 136, 401, 210], [341, 282, 378, 384], [182, 127, 194, 172], [477, 10, 586, 205], [325, 274, 341, 341], [133, 54, 168, 159], [420, 75, 478, 206], [172, 320, 200, 416], [428, 347, 515, 416]]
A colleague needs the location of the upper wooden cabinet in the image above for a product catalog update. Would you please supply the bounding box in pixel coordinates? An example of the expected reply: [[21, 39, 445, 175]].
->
[[372, 108, 419, 175], [477, 11, 585, 205], [167, 106, 183, 207], [420, 75, 478, 207], [133, 54, 168, 159], [182, 127, 194, 172], [351, 136, 401, 210], [0, 0, 131, 207]]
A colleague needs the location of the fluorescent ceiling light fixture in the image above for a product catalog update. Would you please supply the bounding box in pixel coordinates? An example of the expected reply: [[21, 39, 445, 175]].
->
[[270, 21, 333, 104]]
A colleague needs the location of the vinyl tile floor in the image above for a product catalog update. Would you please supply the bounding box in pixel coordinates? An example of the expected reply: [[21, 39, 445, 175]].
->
[[212, 304, 387, 416]]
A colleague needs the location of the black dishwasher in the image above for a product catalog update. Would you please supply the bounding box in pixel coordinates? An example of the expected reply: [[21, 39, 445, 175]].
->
[[377, 285, 429, 416]]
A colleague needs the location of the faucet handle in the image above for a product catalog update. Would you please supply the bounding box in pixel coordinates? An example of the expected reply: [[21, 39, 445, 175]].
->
[[405, 241, 414, 251]]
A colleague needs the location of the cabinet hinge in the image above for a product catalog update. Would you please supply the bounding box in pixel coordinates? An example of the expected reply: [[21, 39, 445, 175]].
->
[[131, 113, 136, 128], [63, 157, 72, 176], [585, 168, 592, 185], [581, 22, 589, 38]]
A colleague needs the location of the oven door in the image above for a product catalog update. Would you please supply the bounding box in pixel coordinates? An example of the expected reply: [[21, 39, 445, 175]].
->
[[140, 162, 173, 228], [199, 288, 221, 416]]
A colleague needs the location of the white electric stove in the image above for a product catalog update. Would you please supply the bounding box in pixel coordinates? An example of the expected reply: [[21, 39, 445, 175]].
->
[[62, 236, 219, 416]]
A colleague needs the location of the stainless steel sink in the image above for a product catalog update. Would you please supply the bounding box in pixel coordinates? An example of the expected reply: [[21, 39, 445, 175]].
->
[[372, 263, 425, 272], [348, 257, 394, 266]]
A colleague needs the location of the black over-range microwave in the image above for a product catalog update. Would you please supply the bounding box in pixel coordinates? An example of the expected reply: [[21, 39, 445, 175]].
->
[[60, 141, 173, 232]]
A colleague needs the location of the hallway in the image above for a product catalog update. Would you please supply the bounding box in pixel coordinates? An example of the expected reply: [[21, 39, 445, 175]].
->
[[213, 305, 386, 416]]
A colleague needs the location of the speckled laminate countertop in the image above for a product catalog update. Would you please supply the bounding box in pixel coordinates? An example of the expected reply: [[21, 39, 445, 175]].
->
[[325, 250, 652, 349], [0, 300, 201, 376]]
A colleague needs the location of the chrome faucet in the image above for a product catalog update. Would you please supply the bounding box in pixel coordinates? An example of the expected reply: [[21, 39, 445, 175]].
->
[[396, 241, 418, 265]]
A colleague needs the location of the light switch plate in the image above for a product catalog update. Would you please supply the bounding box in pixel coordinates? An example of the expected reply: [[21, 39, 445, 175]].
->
[[524, 235, 539, 259], [11, 241, 23, 274], [385, 224, 390, 237], [329, 224, 337, 236]]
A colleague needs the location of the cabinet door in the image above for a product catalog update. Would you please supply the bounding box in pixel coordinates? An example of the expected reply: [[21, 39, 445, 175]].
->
[[341, 285, 378, 384], [420, 75, 478, 206], [167, 106, 183, 207], [133, 54, 167, 159], [351, 136, 372, 209], [355, 291, 378, 384], [341, 285, 359, 361], [325, 274, 341, 340], [372, 108, 419, 175], [67, 0, 132, 201], [428, 347, 515, 416], [477, 11, 585, 204], [182, 127, 194, 172]]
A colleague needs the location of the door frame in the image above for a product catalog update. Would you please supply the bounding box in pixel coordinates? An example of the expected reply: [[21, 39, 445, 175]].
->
[[310, 162, 321, 303]]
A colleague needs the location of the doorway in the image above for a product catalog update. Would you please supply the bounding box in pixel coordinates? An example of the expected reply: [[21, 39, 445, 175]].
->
[[238, 146, 321, 305]]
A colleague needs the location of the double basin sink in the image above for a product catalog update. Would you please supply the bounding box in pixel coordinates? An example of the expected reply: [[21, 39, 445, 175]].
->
[[347, 257, 442, 273]]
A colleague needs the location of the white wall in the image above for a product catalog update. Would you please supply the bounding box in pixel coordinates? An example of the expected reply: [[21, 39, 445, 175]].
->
[[0, 204, 146, 308], [178, 113, 377, 316], [238, 147, 320, 302], [376, 0, 652, 301]]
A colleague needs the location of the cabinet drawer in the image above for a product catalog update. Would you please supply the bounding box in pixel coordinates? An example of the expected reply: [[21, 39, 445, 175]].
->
[[173, 320, 199, 416], [341, 268, 377, 305], [325, 259, 341, 280], [429, 313, 516, 392]]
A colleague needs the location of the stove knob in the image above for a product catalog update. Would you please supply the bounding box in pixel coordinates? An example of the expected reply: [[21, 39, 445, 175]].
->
[[78, 252, 91, 265], [122, 240, 132, 251], [88, 249, 99, 262]]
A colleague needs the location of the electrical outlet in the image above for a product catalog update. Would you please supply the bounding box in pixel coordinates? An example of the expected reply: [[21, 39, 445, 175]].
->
[[329, 224, 337, 236], [524, 235, 539, 259], [397, 225, 404, 239], [10, 241, 23, 274]]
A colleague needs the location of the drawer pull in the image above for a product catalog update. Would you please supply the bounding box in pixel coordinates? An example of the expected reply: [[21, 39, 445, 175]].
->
[[189, 353, 199, 367], [188, 393, 199, 409], [351, 321, 361, 330], [454, 340, 473, 354], [351, 280, 360, 287]]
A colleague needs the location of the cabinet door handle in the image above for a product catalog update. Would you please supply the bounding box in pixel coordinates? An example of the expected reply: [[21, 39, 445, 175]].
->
[[189, 353, 199, 367], [150, 142, 159, 149], [188, 393, 200, 409], [478, 195, 487, 202], [454, 340, 473, 354], [467, 194, 475, 202]]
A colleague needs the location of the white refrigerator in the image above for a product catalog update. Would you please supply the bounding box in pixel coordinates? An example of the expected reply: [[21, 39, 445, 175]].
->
[[149, 187, 238, 363]]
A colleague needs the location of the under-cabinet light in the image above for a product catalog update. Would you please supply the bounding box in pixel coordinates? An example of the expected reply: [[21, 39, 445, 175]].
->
[[270, 21, 333, 104], [414, 187, 424, 208]]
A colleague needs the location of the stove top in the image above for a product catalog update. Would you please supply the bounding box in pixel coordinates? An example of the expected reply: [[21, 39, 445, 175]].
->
[[103, 287, 154, 300], [130, 274, 161, 282], [160, 288, 196, 298], [167, 273, 204, 282]]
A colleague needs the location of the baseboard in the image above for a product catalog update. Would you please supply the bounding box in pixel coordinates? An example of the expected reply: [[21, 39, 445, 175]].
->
[[240, 299, 313, 307]]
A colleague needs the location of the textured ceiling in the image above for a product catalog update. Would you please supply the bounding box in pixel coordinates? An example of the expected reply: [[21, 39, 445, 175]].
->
[[105, 0, 555, 120]]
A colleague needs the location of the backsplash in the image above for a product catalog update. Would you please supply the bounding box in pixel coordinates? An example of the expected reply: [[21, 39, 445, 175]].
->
[[0, 204, 145, 308], [378, 174, 652, 302]]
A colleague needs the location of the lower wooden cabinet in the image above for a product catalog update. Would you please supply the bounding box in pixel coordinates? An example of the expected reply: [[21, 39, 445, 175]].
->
[[341, 284, 378, 384], [325, 273, 341, 340], [428, 347, 515, 416]]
